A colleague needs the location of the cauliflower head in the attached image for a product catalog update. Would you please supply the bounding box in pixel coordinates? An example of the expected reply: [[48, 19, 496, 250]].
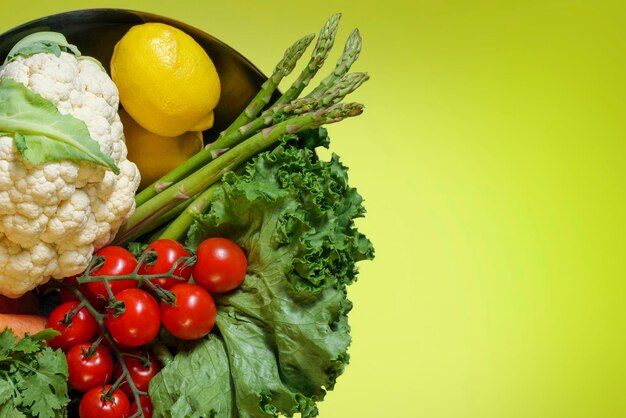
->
[[0, 48, 140, 298]]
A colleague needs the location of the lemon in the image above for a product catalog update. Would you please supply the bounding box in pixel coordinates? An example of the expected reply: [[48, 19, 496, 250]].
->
[[111, 22, 220, 137], [120, 109, 203, 189]]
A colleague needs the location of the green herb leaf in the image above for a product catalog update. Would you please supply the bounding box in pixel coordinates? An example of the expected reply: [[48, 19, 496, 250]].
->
[[18, 348, 69, 418], [0, 78, 119, 173], [0, 328, 18, 356], [0, 379, 14, 404], [0, 402, 27, 418], [0, 328, 69, 418], [29, 329, 61, 341], [12, 338, 41, 355]]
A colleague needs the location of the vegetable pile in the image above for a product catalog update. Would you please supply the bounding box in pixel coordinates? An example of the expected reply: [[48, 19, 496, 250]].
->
[[0, 12, 373, 418]]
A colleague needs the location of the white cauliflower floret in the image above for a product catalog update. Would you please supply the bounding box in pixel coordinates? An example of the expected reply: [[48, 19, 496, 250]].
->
[[0, 50, 140, 298]]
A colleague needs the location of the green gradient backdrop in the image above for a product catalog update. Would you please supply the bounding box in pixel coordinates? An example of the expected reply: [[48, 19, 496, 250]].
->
[[2, 1, 625, 417]]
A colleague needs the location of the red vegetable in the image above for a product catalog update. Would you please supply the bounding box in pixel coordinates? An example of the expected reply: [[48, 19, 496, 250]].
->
[[88, 246, 138, 298], [139, 239, 191, 290], [46, 301, 98, 351], [192, 237, 247, 293], [113, 350, 161, 398], [66, 343, 113, 392], [105, 288, 160, 347], [160, 283, 216, 340], [79, 385, 130, 418]]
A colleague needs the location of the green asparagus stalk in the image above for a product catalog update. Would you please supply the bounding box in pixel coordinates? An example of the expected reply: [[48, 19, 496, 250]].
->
[[134, 32, 318, 207], [271, 13, 342, 107], [135, 15, 354, 207], [114, 103, 364, 245], [158, 183, 220, 241], [127, 198, 196, 245], [241, 71, 369, 131], [307, 28, 362, 98], [140, 73, 369, 242], [134, 71, 366, 207], [219, 33, 315, 138]]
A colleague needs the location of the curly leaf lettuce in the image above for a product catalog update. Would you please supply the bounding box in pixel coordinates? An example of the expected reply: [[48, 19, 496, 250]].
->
[[150, 133, 373, 417]]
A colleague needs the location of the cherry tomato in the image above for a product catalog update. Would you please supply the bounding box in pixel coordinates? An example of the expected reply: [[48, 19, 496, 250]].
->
[[192, 237, 247, 293], [47, 301, 98, 351], [113, 350, 161, 398], [59, 275, 107, 311], [88, 246, 138, 299], [139, 239, 191, 290], [160, 283, 216, 340], [105, 288, 160, 347], [79, 385, 130, 418], [130, 395, 153, 418], [66, 343, 113, 392]]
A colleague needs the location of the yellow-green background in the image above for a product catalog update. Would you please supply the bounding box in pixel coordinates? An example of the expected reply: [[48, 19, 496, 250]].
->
[[2, 1, 625, 417]]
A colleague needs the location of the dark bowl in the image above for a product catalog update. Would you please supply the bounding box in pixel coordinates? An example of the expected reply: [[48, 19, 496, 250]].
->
[[0, 8, 272, 142]]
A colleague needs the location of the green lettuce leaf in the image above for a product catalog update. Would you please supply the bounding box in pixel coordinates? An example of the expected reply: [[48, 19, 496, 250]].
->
[[150, 132, 373, 417], [0, 78, 119, 173], [150, 335, 234, 418]]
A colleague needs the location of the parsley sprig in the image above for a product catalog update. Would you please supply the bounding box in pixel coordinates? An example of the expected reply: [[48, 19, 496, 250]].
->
[[0, 328, 69, 418]]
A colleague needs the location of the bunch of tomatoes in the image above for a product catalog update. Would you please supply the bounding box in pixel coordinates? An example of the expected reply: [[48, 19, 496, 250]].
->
[[45, 237, 248, 418]]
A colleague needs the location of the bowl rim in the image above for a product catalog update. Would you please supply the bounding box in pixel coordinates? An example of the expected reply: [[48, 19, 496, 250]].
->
[[0, 7, 269, 81]]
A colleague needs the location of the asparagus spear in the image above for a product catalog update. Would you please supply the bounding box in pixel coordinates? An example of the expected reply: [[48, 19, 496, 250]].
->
[[149, 72, 369, 241], [135, 14, 356, 206], [135, 70, 366, 207], [219, 32, 315, 138], [307, 28, 362, 98], [114, 103, 364, 245], [134, 30, 319, 207], [272, 13, 342, 107], [158, 183, 220, 241], [241, 71, 369, 131]]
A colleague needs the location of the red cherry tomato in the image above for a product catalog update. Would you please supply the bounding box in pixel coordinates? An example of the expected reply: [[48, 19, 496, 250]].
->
[[160, 283, 216, 340], [79, 385, 130, 418], [66, 343, 113, 392], [59, 275, 107, 311], [46, 301, 98, 351], [139, 239, 191, 290], [105, 289, 160, 347], [113, 350, 161, 398], [192, 237, 247, 294], [130, 395, 153, 418], [88, 246, 138, 298]]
